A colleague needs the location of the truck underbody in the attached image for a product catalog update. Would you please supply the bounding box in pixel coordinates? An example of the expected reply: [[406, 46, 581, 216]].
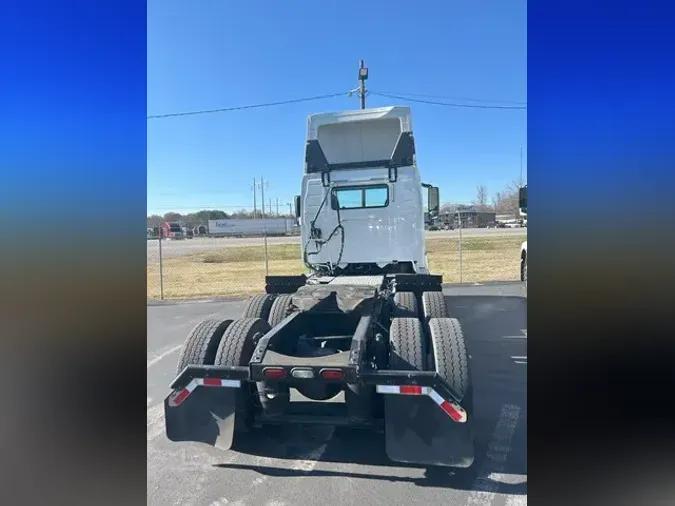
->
[[164, 273, 475, 468]]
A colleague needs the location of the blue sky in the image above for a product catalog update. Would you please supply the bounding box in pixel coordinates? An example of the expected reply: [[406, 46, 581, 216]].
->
[[147, 0, 526, 216]]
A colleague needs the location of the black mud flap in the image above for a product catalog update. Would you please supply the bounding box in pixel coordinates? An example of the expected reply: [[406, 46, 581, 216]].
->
[[384, 395, 474, 468], [164, 387, 237, 451]]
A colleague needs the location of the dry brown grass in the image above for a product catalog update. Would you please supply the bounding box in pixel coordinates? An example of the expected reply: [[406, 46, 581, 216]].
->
[[147, 236, 524, 300]]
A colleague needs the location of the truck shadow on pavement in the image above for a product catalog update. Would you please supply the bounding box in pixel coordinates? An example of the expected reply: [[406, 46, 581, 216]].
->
[[215, 295, 527, 493]]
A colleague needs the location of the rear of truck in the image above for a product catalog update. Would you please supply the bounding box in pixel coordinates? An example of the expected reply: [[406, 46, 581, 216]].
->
[[163, 106, 475, 468]]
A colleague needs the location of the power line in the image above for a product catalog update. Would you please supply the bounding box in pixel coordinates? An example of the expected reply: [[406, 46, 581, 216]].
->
[[147, 92, 349, 119], [370, 91, 527, 110], [374, 90, 526, 106]]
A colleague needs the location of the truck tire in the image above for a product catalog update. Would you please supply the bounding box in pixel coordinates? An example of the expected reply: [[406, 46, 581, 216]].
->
[[422, 291, 449, 320], [428, 317, 473, 412], [175, 318, 234, 375], [388, 317, 426, 370], [242, 294, 276, 321], [268, 294, 294, 328], [392, 292, 419, 319], [214, 318, 272, 434]]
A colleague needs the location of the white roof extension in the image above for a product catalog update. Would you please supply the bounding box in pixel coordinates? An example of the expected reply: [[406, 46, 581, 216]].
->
[[307, 106, 412, 140]]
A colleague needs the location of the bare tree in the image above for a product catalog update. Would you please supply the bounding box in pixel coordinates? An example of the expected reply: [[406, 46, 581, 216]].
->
[[491, 180, 522, 215], [474, 185, 489, 210]]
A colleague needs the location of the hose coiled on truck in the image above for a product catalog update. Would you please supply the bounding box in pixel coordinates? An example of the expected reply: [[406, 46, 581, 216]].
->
[[303, 185, 345, 275]]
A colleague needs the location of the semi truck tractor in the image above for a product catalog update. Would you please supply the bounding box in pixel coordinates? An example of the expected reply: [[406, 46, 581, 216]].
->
[[163, 106, 475, 468], [162, 221, 184, 240]]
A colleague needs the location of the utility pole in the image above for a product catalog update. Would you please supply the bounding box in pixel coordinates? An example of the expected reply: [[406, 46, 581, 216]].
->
[[288, 202, 293, 217], [358, 60, 368, 109], [269, 199, 273, 216], [260, 175, 269, 275], [252, 178, 257, 218]]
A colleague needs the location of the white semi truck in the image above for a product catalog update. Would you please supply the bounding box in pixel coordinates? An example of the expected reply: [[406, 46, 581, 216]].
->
[[163, 106, 475, 469]]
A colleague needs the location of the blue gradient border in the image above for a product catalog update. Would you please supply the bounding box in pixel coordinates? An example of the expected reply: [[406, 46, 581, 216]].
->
[[1, 1, 146, 226], [0, 2, 147, 505], [529, 2, 675, 505]]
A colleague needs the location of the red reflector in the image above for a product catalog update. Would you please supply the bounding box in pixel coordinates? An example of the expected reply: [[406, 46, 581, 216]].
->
[[400, 385, 423, 395], [320, 369, 344, 380], [440, 400, 465, 422], [263, 368, 286, 379], [172, 388, 190, 406], [203, 378, 221, 386]]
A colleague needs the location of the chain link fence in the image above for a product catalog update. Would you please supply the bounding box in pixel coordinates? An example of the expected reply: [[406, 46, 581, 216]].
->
[[147, 225, 526, 301]]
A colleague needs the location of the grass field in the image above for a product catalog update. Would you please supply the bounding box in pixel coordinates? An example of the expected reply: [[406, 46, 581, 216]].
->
[[147, 236, 524, 300]]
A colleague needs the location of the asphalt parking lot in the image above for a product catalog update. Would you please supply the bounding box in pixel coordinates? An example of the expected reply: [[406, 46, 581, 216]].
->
[[148, 282, 527, 506]]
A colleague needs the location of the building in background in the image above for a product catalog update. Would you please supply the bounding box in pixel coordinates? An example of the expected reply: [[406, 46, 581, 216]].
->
[[454, 206, 496, 228]]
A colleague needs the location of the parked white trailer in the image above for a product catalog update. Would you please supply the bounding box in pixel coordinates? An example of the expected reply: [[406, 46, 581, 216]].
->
[[207, 218, 294, 236]]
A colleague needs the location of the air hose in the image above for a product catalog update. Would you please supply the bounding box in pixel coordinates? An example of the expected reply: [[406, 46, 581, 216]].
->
[[303, 185, 345, 275]]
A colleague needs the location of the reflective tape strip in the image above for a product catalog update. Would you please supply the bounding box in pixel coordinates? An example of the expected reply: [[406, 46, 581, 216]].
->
[[198, 378, 241, 388], [427, 387, 467, 422], [427, 387, 446, 405], [168, 378, 242, 407], [376, 384, 467, 423], [377, 385, 405, 394], [376, 385, 429, 395]]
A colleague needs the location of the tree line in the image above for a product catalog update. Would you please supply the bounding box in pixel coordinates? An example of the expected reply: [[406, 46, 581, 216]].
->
[[439, 180, 524, 216], [147, 181, 524, 228], [146, 209, 294, 228]]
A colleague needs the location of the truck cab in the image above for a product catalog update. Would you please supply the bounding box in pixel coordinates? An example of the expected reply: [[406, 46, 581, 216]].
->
[[162, 222, 184, 240], [294, 106, 439, 276]]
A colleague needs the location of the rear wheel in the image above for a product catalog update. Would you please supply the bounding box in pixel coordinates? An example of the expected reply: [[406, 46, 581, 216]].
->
[[388, 317, 426, 370], [422, 291, 449, 320], [392, 292, 419, 319], [242, 294, 276, 321], [214, 318, 271, 436], [268, 294, 294, 327], [428, 318, 473, 413], [175, 318, 234, 375]]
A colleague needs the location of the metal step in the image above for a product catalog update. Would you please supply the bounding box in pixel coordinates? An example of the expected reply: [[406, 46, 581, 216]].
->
[[328, 275, 385, 286]]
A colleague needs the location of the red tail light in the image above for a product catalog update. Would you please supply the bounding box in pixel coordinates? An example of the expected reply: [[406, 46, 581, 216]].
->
[[263, 367, 286, 379], [320, 369, 344, 380], [400, 385, 423, 395], [440, 400, 466, 422]]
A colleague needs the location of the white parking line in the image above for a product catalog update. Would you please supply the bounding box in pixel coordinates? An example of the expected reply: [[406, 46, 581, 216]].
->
[[147, 344, 182, 368], [466, 404, 522, 505]]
